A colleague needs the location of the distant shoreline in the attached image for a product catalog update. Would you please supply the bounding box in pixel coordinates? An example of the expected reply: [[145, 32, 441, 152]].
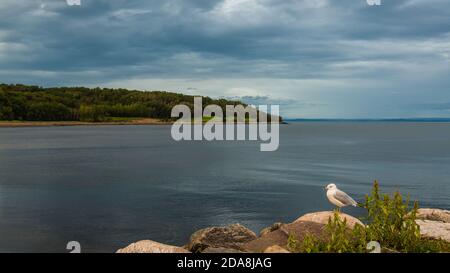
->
[[1, 119, 449, 127], [0, 118, 172, 128], [0, 119, 286, 128], [285, 118, 450, 123]]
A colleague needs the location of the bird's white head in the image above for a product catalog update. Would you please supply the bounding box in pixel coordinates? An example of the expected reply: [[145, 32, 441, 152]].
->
[[325, 183, 337, 191]]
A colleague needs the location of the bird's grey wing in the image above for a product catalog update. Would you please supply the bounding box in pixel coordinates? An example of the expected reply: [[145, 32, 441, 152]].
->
[[335, 190, 357, 206]]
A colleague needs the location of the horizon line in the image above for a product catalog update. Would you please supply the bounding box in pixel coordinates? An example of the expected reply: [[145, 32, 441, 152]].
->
[[284, 118, 450, 122]]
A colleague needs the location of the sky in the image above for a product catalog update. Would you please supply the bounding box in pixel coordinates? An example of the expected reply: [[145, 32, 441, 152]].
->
[[0, 0, 449, 118]]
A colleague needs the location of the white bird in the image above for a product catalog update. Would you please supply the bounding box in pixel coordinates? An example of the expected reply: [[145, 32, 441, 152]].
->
[[325, 183, 358, 211]]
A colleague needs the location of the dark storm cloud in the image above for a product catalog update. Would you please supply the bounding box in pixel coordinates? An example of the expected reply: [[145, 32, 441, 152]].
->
[[0, 0, 449, 117]]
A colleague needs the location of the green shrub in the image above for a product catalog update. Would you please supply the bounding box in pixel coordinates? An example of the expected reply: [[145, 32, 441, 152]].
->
[[291, 181, 450, 253], [287, 234, 300, 252], [363, 181, 422, 252]]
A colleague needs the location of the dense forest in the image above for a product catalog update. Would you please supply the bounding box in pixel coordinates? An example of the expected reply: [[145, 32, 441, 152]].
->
[[0, 84, 249, 122]]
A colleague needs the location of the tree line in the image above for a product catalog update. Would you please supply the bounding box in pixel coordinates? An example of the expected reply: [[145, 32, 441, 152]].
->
[[0, 84, 247, 122]]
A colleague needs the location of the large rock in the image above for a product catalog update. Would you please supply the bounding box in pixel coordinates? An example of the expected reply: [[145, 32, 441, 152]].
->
[[294, 211, 364, 229], [263, 245, 290, 253], [202, 247, 246, 253], [244, 221, 326, 253], [187, 224, 257, 253], [414, 208, 450, 243], [260, 222, 283, 237], [116, 240, 190, 253], [416, 208, 450, 223], [416, 220, 450, 242]]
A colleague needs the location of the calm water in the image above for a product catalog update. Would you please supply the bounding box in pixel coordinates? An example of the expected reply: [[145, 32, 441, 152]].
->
[[0, 122, 449, 252]]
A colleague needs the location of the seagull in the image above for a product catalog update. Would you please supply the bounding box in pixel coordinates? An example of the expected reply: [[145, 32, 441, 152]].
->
[[325, 183, 358, 212]]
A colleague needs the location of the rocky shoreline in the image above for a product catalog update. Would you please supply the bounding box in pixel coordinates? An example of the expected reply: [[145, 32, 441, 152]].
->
[[116, 208, 450, 253]]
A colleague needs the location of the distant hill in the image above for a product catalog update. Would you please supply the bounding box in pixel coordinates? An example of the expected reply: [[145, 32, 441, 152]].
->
[[0, 83, 244, 122]]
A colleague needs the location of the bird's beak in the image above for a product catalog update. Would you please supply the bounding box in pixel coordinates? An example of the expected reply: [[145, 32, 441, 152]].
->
[[323, 186, 327, 191]]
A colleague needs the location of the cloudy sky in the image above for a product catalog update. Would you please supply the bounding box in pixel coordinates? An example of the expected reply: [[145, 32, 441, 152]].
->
[[0, 0, 449, 118]]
